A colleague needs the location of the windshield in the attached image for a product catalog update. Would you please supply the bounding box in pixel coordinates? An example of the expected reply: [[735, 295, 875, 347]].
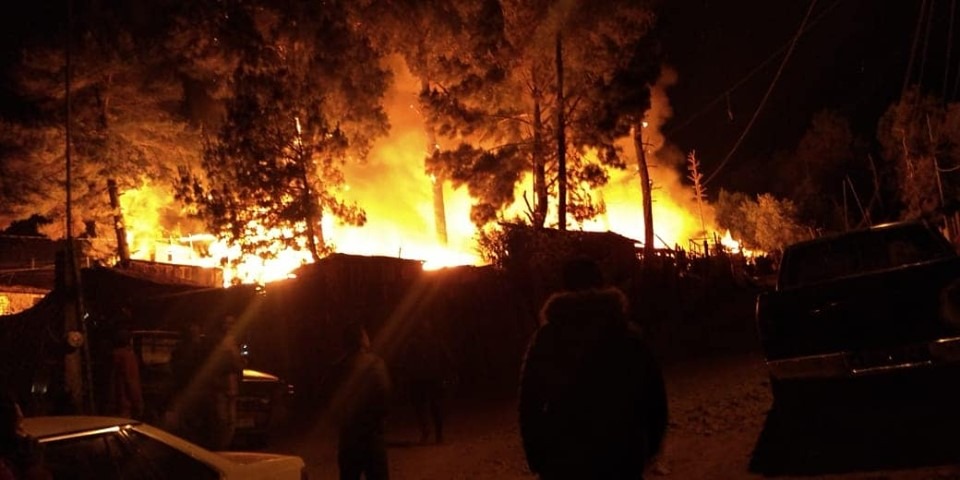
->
[[779, 224, 955, 290]]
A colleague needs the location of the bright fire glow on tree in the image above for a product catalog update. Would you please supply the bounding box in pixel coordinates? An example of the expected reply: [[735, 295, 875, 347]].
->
[[118, 61, 754, 286]]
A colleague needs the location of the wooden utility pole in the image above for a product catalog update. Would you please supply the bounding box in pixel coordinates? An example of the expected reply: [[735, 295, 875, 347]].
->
[[63, 0, 92, 413], [556, 33, 567, 231], [59, 242, 92, 413]]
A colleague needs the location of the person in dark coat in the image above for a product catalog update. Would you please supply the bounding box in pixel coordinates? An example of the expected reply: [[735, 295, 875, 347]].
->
[[401, 323, 452, 444], [106, 329, 143, 419], [519, 257, 668, 480], [205, 315, 244, 450], [168, 321, 207, 443], [324, 324, 392, 480]]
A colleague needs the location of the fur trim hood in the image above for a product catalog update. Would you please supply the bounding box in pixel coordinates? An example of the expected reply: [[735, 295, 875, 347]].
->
[[539, 287, 629, 330]]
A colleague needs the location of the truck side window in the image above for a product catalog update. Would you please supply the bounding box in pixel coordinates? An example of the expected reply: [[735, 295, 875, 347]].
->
[[888, 240, 920, 267]]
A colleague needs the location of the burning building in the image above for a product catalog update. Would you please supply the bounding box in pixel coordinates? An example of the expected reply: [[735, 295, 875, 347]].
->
[[106, 61, 744, 287]]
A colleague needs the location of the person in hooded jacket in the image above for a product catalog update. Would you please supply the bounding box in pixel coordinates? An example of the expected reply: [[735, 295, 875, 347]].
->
[[519, 257, 668, 480], [106, 328, 143, 420], [324, 323, 392, 480], [400, 322, 453, 445]]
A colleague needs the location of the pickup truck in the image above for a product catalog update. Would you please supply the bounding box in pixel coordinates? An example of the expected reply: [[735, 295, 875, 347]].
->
[[131, 330, 293, 444], [755, 221, 960, 407]]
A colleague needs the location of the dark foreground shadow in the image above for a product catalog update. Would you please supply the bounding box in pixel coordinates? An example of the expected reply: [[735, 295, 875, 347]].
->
[[750, 397, 960, 476], [386, 439, 424, 448]]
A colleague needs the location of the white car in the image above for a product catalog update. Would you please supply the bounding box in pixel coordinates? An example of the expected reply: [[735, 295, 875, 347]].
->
[[23, 416, 306, 479]]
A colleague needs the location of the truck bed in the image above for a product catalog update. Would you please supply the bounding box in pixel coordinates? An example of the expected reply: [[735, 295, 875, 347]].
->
[[755, 222, 960, 382]]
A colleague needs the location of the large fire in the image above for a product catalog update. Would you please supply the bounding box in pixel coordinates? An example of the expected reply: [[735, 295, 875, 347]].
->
[[119, 62, 748, 286]]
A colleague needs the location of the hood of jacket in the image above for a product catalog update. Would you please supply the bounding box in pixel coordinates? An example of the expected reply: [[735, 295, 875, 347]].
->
[[539, 287, 629, 332]]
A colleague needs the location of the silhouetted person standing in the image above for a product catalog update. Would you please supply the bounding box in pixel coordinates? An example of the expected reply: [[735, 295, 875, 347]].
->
[[401, 323, 452, 444], [206, 315, 243, 450], [519, 257, 668, 480], [107, 329, 143, 419], [326, 324, 391, 480], [169, 321, 207, 443]]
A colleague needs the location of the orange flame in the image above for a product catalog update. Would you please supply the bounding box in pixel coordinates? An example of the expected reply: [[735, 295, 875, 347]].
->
[[119, 63, 755, 285], [719, 229, 762, 258]]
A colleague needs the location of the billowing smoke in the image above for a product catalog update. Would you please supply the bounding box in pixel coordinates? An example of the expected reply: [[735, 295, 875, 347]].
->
[[584, 65, 717, 249]]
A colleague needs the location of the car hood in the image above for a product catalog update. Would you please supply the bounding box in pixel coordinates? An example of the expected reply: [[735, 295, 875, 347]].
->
[[218, 451, 305, 479], [218, 451, 299, 465]]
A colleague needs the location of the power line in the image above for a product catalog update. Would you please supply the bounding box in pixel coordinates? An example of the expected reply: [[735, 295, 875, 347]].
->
[[944, 0, 956, 101], [917, 0, 937, 91], [703, 0, 819, 186], [665, 0, 842, 137], [902, 0, 929, 98], [950, 1, 960, 98]]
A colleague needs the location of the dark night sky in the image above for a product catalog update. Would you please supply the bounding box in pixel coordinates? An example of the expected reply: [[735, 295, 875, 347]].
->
[[659, 0, 932, 193]]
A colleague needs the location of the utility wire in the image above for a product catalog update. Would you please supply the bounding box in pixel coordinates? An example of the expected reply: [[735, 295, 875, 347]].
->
[[665, 0, 842, 137], [917, 0, 937, 91], [903, 0, 929, 98], [703, 0, 819, 186], [950, 1, 960, 99], [944, 0, 956, 102]]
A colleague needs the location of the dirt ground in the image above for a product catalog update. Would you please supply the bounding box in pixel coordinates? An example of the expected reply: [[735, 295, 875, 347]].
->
[[263, 283, 960, 480], [268, 344, 960, 480]]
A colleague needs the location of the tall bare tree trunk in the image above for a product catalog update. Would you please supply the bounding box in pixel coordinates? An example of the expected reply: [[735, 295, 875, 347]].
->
[[423, 81, 448, 244], [533, 86, 547, 229], [556, 33, 567, 231], [305, 205, 324, 264], [294, 128, 323, 263], [301, 166, 324, 262], [107, 179, 130, 264], [430, 152, 448, 246], [633, 124, 655, 259], [303, 196, 323, 263]]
